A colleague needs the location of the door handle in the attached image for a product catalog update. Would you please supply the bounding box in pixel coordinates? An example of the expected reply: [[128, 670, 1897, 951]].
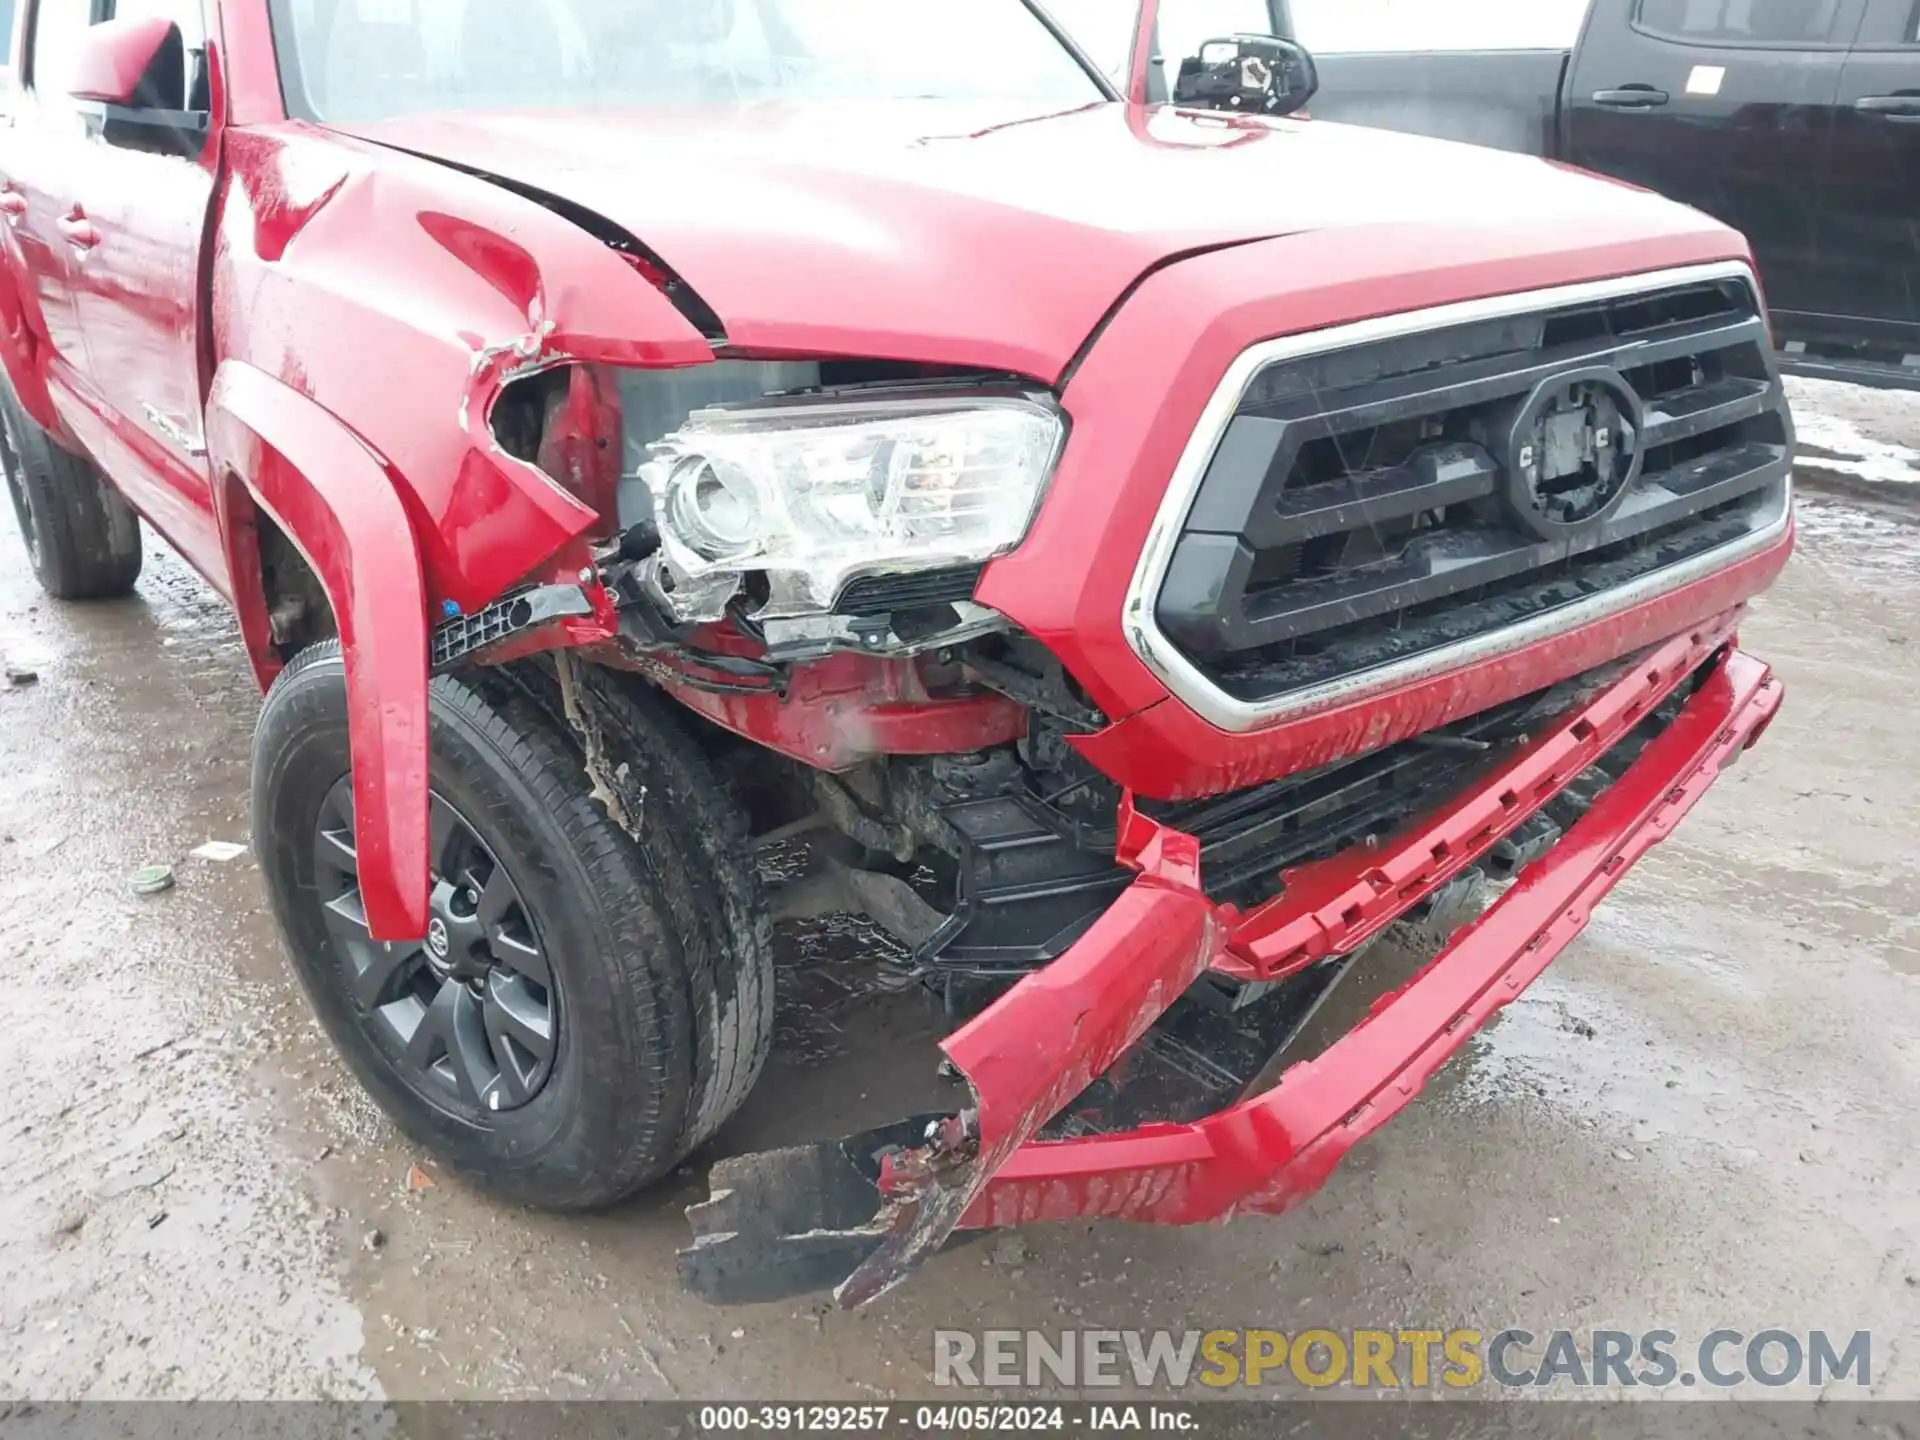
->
[[1855, 94, 1920, 121], [1593, 87, 1670, 109], [55, 209, 100, 251]]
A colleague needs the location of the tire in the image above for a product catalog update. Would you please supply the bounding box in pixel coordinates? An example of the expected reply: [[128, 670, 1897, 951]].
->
[[252, 642, 769, 1209], [0, 380, 141, 599], [507, 661, 777, 1149]]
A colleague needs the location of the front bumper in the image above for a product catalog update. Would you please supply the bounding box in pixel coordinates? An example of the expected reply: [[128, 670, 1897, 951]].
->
[[680, 627, 1782, 1307]]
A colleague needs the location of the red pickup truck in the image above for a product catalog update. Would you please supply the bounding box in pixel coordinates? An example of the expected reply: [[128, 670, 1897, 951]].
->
[[1, 0, 1790, 1307]]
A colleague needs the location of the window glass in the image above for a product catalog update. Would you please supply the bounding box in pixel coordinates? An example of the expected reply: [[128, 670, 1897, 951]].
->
[[1157, 0, 1273, 70], [1289, 0, 1591, 52], [1634, 0, 1846, 45], [0, 0, 19, 70], [272, 0, 1104, 123], [29, 0, 95, 95], [105, 0, 204, 46], [1040, 0, 1130, 81], [1044, 0, 1274, 92]]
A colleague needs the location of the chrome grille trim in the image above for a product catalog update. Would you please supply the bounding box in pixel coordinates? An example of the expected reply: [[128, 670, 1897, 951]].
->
[[1122, 261, 1791, 734]]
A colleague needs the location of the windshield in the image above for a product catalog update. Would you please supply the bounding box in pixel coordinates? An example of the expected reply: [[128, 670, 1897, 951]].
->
[[270, 0, 1109, 122]]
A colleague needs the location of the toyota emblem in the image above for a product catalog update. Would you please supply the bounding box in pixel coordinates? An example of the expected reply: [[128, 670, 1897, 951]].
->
[[1500, 366, 1645, 541]]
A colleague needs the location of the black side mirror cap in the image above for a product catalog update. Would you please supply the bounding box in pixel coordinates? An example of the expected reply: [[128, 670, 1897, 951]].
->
[[101, 105, 210, 156], [1174, 35, 1319, 117]]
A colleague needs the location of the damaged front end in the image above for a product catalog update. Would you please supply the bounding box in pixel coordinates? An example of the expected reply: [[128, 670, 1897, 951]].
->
[[439, 356, 1060, 767], [677, 628, 1782, 1308], [428, 297, 1786, 1312]]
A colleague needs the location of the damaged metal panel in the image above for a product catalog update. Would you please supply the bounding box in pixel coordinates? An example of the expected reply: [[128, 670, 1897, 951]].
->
[[677, 802, 1226, 1308], [678, 641, 1779, 1306], [680, 1116, 951, 1307], [967, 648, 1783, 1230], [833, 805, 1225, 1306]]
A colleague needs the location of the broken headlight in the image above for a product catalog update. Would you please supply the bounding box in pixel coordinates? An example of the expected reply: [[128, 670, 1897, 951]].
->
[[637, 394, 1064, 623]]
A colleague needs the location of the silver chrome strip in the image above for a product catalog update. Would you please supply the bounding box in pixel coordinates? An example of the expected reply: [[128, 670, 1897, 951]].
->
[[1123, 260, 1789, 734]]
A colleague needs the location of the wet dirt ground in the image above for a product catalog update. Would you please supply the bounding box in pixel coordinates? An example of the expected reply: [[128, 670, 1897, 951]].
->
[[3, 385, 1918, 1408]]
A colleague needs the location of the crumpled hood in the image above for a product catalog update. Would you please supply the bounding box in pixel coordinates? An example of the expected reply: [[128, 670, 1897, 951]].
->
[[336, 100, 1724, 381]]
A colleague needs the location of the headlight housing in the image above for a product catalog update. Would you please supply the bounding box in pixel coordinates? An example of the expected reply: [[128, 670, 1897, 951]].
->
[[638, 394, 1064, 622]]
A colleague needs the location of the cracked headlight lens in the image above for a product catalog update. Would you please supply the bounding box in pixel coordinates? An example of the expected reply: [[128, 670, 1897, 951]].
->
[[640, 394, 1064, 621]]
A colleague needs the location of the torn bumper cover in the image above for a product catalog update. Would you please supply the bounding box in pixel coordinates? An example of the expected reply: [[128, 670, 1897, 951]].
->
[[680, 638, 1783, 1308]]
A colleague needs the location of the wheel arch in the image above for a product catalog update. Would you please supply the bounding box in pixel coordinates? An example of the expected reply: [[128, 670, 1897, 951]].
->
[[207, 358, 431, 940]]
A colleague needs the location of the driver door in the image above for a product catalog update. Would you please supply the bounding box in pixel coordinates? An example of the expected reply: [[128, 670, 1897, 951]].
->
[[63, 0, 223, 586], [2, 0, 106, 397]]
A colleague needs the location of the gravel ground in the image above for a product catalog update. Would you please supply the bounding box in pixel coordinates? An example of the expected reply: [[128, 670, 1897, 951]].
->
[[1, 382, 1917, 1410]]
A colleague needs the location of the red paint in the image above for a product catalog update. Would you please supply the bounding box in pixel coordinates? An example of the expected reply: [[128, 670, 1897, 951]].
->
[[1073, 537, 1786, 800], [66, 17, 177, 105], [1218, 618, 1740, 981], [533, 365, 624, 530], [1128, 0, 1162, 108], [979, 222, 1756, 727], [0, 0, 1794, 1121], [213, 124, 711, 616], [929, 648, 1782, 1235], [205, 361, 432, 939], [336, 102, 1731, 385], [642, 653, 1029, 771], [840, 797, 1224, 1305]]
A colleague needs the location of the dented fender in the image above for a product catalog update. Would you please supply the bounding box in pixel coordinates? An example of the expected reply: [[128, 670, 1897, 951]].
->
[[211, 124, 715, 615], [194, 123, 739, 936], [205, 360, 431, 940]]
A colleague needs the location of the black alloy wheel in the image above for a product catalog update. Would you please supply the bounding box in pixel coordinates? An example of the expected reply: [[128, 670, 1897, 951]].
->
[[254, 641, 776, 1209], [313, 780, 558, 1115]]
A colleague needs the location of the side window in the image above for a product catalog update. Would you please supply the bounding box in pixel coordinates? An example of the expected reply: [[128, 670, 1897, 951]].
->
[[1634, 0, 1850, 46], [28, 0, 99, 99], [0, 0, 19, 81], [1289, 0, 1591, 52], [1043, 0, 1278, 94], [1159, 0, 1278, 64], [1038, 0, 1135, 83], [1845, 0, 1918, 45], [102, 0, 207, 108]]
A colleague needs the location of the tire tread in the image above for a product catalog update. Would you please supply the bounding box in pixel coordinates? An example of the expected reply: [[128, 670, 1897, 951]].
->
[[1, 383, 141, 600]]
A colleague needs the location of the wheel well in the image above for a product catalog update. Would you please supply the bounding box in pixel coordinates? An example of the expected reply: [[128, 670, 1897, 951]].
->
[[256, 510, 337, 660]]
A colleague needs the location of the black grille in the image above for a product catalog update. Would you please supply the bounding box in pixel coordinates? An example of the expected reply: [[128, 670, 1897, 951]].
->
[[833, 565, 982, 616], [922, 678, 1587, 973], [1156, 276, 1792, 703]]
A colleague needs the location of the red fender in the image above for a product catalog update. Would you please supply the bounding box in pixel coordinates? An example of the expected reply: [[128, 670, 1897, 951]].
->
[[0, 252, 64, 436], [206, 359, 430, 940]]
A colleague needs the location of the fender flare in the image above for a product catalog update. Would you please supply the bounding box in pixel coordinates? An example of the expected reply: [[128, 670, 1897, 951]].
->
[[206, 360, 431, 940]]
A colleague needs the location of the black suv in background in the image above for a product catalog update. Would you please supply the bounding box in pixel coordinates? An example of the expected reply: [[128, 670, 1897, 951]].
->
[[1060, 0, 1920, 391]]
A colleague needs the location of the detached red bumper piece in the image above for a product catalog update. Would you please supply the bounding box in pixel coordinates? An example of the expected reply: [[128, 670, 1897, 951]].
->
[[679, 642, 1782, 1308]]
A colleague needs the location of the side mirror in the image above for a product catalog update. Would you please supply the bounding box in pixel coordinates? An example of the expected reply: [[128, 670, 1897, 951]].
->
[[1174, 35, 1319, 118], [68, 17, 206, 154], [68, 16, 183, 107]]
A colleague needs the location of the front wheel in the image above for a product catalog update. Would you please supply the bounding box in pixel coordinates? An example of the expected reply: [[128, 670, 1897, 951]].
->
[[251, 643, 772, 1209]]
